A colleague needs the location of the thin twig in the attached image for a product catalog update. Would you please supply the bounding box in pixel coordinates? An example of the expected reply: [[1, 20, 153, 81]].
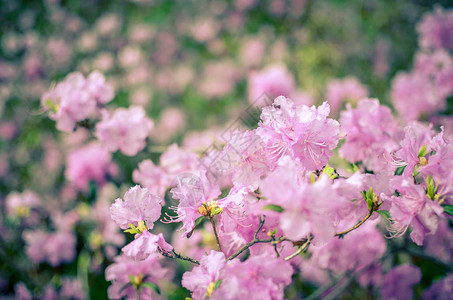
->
[[209, 216, 222, 251], [227, 217, 287, 261], [284, 236, 311, 261], [158, 248, 200, 265], [335, 209, 374, 237]]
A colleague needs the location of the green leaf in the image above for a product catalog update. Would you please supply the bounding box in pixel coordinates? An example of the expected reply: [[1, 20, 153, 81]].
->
[[263, 204, 284, 213], [394, 165, 406, 176], [376, 210, 391, 220], [211, 207, 223, 216], [213, 279, 222, 290], [142, 282, 161, 294], [418, 144, 428, 158], [442, 205, 453, 216], [195, 216, 205, 226], [310, 173, 316, 184]]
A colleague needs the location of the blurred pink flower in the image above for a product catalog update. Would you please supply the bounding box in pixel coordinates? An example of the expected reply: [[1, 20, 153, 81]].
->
[[65, 142, 115, 192], [96, 106, 154, 156]]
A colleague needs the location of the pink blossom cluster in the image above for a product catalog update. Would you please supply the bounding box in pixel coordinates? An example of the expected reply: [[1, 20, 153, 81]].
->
[[41, 71, 114, 132], [392, 8, 453, 121], [104, 95, 452, 299]]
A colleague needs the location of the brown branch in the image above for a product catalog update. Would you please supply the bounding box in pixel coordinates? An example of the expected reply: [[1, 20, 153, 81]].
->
[[158, 248, 200, 265], [227, 217, 287, 261], [209, 216, 222, 251], [335, 209, 374, 237]]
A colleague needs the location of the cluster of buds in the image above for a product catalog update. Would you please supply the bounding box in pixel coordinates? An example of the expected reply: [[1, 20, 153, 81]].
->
[[198, 200, 223, 218]]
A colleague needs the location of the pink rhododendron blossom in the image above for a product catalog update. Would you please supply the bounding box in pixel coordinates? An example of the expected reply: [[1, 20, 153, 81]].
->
[[65, 142, 115, 192], [380, 265, 421, 300], [96, 106, 153, 156], [5, 190, 40, 218], [339, 98, 401, 172], [182, 251, 293, 300], [423, 274, 453, 300], [307, 222, 386, 287], [41, 71, 114, 132], [160, 144, 201, 177], [209, 130, 269, 189], [106, 254, 168, 300], [59, 278, 86, 300], [182, 250, 226, 300], [167, 171, 221, 236], [257, 96, 340, 171], [420, 128, 453, 204], [261, 158, 346, 246], [110, 185, 162, 230], [325, 77, 368, 114], [393, 122, 435, 178], [417, 7, 453, 52], [122, 231, 173, 260], [248, 64, 297, 107], [388, 177, 444, 245], [392, 50, 453, 121], [132, 159, 170, 197], [23, 229, 77, 267]]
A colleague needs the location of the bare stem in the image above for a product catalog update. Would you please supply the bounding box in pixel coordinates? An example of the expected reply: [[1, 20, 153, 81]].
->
[[158, 248, 200, 265], [284, 236, 311, 261], [335, 209, 374, 237], [209, 216, 222, 251]]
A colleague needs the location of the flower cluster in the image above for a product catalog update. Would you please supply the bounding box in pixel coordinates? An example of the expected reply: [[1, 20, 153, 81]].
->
[[41, 71, 114, 132]]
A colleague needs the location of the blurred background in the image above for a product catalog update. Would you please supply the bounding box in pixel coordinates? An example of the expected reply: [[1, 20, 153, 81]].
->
[[1, 0, 452, 299]]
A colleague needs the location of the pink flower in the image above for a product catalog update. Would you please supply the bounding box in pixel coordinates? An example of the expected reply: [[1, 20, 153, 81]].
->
[[388, 177, 444, 245], [261, 158, 346, 246], [182, 250, 226, 300], [248, 64, 296, 107], [325, 77, 368, 115], [65, 142, 115, 192], [208, 130, 269, 189], [381, 265, 421, 300], [106, 254, 168, 300], [160, 144, 201, 177], [217, 253, 293, 300], [5, 190, 40, 218], [122, 231, 173, 260], [417, 7, 453, 52], [23, 229, 77, 267], [392, 50, 453, 121], [308, 222, 386, 287], [110, 185, 163, 230], [96, 106, 154, 156], [393, 122, 435, 178], [132, 160, 170, 198], [257, 97, 340, 171], [166, 171, 221, 236], [420, 128, 453, 204], [182, 251, 293, 300], [41, 71, 114, 132], [339, 98, 401, 172], [59, 278, 85, 300]]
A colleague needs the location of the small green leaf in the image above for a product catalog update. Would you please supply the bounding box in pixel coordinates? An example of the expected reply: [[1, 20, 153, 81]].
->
[[376, 210, 391, 220], [213, 279, 222, 290], [211, 207, 223, 216], [142, 282, 161, 294], [417, 144, 428, 158], [195, 216, 205, 226], [394, 165, 406, 176], [263, 204, 284, 212], [442, 204, 453, 216], [310, 173, 316, 184]]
